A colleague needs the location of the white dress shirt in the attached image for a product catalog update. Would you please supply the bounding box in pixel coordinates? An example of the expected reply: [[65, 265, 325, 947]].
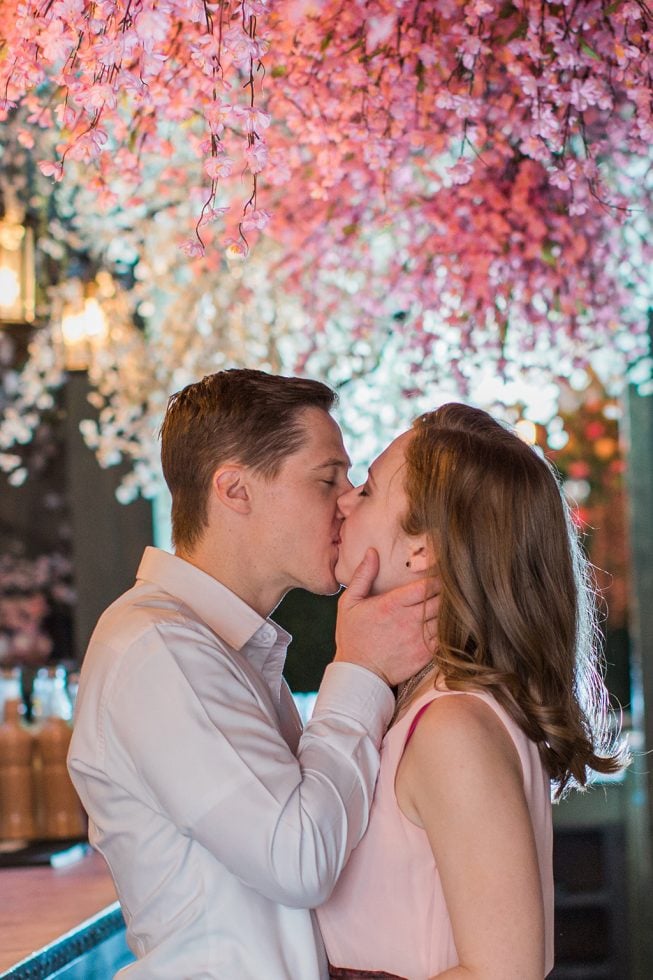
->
[[68, 547, 394, 979]]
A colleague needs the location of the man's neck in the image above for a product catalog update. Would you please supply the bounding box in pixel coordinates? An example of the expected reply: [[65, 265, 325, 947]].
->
[[177, 541, 286, 619]]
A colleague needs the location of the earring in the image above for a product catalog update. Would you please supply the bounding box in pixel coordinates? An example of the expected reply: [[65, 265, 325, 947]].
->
[[405, 560, 411, 568]]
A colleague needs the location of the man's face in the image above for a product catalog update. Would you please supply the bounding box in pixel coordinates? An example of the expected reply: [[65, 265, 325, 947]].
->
[[249, 407, 352, 600]]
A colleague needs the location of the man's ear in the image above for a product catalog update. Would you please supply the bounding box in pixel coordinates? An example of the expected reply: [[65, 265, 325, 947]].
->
[[212, 465, 252, 514]]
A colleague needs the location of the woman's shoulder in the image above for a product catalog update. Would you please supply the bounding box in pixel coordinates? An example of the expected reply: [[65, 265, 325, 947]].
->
[[395, 688, 528, 833], [403, 688, 524, 781]]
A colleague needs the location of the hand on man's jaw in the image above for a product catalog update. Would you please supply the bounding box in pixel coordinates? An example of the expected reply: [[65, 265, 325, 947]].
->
[[334, 548, 440, 688]]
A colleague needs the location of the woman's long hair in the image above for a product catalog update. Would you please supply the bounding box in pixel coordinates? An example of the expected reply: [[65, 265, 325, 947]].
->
[[403, 403, 627, 796]]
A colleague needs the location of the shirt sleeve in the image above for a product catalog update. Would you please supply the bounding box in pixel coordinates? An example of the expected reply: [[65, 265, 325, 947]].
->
[[100, 627, 395, 909]]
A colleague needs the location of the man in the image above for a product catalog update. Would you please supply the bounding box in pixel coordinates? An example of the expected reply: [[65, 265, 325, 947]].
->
[[68, 369, 435, 979]]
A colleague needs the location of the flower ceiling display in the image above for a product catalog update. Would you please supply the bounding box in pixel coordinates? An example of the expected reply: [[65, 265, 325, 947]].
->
[[0, 0, 651, 381]]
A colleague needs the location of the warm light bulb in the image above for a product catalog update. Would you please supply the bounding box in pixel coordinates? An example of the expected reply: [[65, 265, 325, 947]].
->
[[515, 419, 537, 445], [0, 265, 20, 308], [81, 297, 108, 340], [61, 309, 87, 348], [61, 296, 108, 370], [0, 220, 35, 324]]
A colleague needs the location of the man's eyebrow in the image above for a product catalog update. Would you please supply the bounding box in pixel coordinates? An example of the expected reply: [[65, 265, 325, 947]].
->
[[312, 457, 351, 470]]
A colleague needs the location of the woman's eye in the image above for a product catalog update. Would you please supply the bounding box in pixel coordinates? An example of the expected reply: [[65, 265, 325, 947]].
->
[[321, 480, 336, 486], [358, 487, 369, 497]]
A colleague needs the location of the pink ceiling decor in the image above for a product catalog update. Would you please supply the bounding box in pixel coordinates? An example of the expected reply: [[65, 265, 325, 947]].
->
[[0, 1, 652, 380]]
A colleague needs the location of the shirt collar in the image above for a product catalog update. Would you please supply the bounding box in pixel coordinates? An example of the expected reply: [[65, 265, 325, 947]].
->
[[136, 547, 291, 692]]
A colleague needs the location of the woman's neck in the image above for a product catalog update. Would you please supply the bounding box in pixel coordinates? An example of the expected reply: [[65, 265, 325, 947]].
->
[[392, 663, 437, 725]]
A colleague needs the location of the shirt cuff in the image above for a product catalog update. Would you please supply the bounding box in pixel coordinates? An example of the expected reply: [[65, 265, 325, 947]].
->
[[313, 662, 395, 746]]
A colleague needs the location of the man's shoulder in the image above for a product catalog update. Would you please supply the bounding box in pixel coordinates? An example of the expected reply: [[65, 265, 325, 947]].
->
[[84, 580, 221, 684], [94, 579, 204, 642]]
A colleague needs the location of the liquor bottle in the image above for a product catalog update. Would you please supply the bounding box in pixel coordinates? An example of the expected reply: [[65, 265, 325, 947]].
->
[[0, 667, 22, 724], [0, 698, 36, 840], [34, 713, 86, 839]]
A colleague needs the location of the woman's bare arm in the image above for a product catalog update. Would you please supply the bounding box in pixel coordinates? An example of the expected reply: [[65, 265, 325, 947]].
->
[[395, 694, 546, 980]]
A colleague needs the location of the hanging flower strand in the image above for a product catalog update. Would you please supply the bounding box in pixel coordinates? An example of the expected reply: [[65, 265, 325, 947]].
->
[[1, 0, 652, 376], [0, 0, 272, 256]]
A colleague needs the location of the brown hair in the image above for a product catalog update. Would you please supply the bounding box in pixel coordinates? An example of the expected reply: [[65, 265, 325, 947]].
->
[[402, 403, 627, 796], [160, 369, 336, 551]]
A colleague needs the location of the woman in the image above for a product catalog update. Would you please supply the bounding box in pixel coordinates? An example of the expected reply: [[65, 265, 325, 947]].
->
[[318, 403, 627, 980]]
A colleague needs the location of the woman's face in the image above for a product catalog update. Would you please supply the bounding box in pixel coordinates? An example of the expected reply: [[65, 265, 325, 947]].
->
[[336, 430, 429, 594]]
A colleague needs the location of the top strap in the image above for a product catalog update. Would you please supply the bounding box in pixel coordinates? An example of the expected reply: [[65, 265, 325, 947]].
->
[[404, 699, 437, 748]]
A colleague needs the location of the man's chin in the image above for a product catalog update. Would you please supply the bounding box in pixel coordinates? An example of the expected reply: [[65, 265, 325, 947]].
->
[[302, 568, 342, 597]]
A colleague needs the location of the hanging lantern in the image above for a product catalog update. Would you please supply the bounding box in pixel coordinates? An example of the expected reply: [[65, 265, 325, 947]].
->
[[0, 218, 35, 325], [60, 276, 110, 371]]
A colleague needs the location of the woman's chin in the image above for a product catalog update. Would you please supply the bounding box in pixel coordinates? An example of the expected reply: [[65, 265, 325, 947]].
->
[[334, 558, 352, 588]]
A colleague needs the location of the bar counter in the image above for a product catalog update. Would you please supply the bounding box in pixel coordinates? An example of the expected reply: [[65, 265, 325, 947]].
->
[[0, 848, 131, 978]]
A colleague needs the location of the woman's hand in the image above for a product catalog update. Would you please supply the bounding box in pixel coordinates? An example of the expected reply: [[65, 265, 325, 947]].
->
[[334, 548, 440, 688]]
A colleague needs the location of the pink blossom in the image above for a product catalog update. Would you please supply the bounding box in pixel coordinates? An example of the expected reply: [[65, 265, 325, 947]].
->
[[569, 199, 589, 216], [265, 149, 291, 186], [418, 44, 437, 67], [242, 0, 268, 17], [180, 239, 205, 257], [467, 0, 493, 20], [620, 1, 643, 20], [224, 237, 249, 260], [569, 77, 605, 111], [51, 0, 86, 20], [244, 140, 268, 174], [54, 101, 80, 128], [232, 105, 271, 135], [199, 206, 230, 226], [80, 83, 118, 112], [206, 101, 233, 134], [549, 159, 578, 191], [223, 26, 265, 68], [448, 159, 474, 185], [457, 34, 486, 70], [366, 14, 396, 52], [38, 159, 65, 181], [38, 19, 74, 62], [135, 9, 171, 46], [241, 208, 272, 232], [205, 155, 234, 180], [532, 106, 561, 142], [67, 127, 108, 161], [17, 128, 34, 148], [94, 34, 129, 67]]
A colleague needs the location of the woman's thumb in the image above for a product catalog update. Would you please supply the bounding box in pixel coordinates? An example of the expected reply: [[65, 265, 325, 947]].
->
[[345, 548, 379, 601]]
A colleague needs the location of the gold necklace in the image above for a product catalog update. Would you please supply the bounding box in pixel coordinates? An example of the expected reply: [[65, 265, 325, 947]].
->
[[393, 662, 436, 719]]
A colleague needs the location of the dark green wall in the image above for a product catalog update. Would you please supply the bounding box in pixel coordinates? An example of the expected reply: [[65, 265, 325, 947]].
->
[[276, 589, 338, 692]]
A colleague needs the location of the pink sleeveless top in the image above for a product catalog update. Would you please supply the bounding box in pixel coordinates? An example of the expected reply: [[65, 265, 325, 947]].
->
[[317, 687, 554, 979]]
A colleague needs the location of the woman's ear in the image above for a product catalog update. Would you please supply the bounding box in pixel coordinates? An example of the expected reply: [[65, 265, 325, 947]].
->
[[211, 465, 252, 514], [406, 536, 433, 573]]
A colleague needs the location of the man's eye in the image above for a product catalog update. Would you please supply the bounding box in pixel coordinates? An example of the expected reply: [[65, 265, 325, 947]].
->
[[321, 480, 336, 486], [358, 488, 369, 497]]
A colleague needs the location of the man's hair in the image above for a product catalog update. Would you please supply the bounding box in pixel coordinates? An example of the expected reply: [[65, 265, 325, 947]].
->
[[160, 369, 336, 550], [402, 403, 627, 795]]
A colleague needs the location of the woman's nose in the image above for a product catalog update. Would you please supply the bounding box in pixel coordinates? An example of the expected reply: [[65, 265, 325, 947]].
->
[[337, 485, 355, 516]]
